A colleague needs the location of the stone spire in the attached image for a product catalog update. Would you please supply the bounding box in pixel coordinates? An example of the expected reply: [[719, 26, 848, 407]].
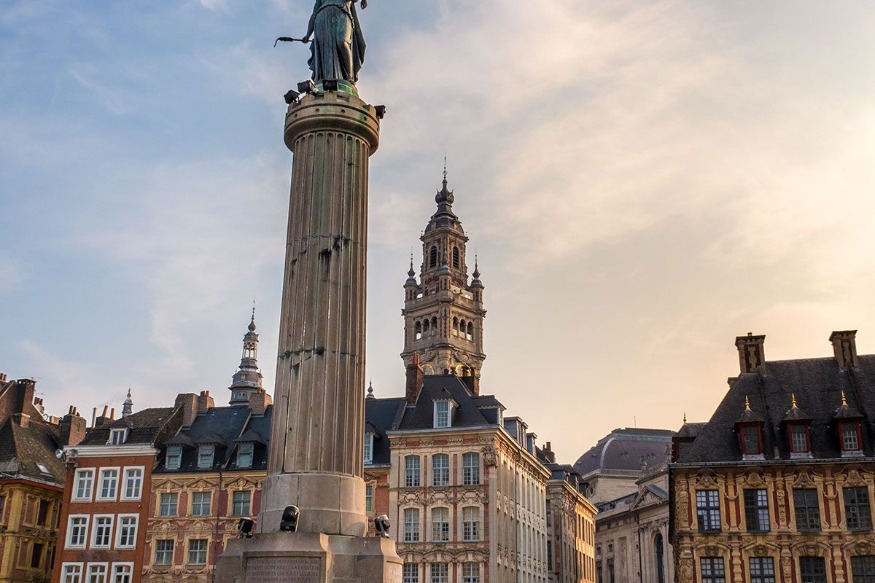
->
[[228, 308, 264, 406], [121, 388, 133, 418], [400, 168, 486, 382]]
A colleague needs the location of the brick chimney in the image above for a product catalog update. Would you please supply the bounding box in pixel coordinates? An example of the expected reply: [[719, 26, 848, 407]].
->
[[735, 333, 766, 373], [248, 391, 271, 416], [174, 393, 199, 427], [197, 390, 215, 414], [60, 407, 87, 446], [830, 330, 858, 369], [405, 354, 424, 404], [94, 405, 114, 428], [459, 366, 480, 396], [542, 441, 556, 464]]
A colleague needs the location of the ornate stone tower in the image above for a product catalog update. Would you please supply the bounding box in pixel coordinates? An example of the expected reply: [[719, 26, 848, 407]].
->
[[228, 310, 264, 405], [401, 170, 486, 384]]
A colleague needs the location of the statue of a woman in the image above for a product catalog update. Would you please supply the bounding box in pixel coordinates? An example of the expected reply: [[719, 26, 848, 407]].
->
[[301, 0, 367, 85]]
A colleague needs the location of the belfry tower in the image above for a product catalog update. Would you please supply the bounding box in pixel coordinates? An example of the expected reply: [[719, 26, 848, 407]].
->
[[228, 310, 264, 405], [401, 170, 486, 385]]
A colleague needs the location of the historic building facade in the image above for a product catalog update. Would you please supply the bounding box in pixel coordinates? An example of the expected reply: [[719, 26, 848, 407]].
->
[[0, 376, 86, 583], [670, 330, 875, 583], [143, 316, 271, 583]]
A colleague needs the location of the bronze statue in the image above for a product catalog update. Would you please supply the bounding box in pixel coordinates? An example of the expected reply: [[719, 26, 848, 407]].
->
[[301, 0, 367, 85]]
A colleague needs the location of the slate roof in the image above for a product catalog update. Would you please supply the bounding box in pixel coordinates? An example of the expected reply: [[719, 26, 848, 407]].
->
[[155, 404, 272, 472], [0, 380, 66, 486], [80, 407, 180, 446], [574, 428, 674, 476], [394, 375, 503, 430], [675, 354, 875, 464], [365, 397, 405, 467]]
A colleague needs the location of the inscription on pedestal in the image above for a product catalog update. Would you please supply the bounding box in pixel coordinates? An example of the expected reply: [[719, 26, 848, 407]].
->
[[246, 557, 322, 583]]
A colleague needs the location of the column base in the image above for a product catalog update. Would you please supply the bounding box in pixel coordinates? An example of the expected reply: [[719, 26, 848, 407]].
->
[[258, 473, 367, 537]]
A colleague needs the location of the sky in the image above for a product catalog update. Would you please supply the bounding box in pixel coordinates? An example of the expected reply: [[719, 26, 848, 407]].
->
[[2, 1, 875, 465]]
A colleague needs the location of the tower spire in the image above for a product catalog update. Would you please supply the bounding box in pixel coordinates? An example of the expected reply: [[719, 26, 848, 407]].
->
[[121, 387, 133, 418], [229, 309, 264, 405]]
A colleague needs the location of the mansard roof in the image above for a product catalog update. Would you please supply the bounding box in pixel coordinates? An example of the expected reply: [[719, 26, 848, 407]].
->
[[675, 354, 875, 464], [155, 404, 272, 472], [364, 397, 405, 466], [574, 428, 674, 476], [394, 374, 502, 431], [80, 407, 180, 446]]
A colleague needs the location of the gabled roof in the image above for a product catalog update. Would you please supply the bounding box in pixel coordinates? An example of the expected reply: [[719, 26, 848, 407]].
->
[[0, 418, 65, 485], [80, 407, 180, 446], [676, 354, 875, 464]]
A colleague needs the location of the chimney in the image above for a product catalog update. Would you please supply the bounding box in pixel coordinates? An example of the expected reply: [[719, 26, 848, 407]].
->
[[0, 372, 7, 384], [830, 330, 858, 369], [60, 409, 87, 446], [405, 354, 424, 404], [14, 413, 31, 428], [735, 333, 766, 373], [174, 393, 199, 427], [525, 432, 537, 455], [95, 405, 113, 428], [543, 441, 556, 464], [459, 367, 480, 396], [197, 390, 215, 414], [248, 391, 271, 416]]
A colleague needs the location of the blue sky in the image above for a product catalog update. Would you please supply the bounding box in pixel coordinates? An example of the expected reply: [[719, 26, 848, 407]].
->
[[3, 1, 875, 462]]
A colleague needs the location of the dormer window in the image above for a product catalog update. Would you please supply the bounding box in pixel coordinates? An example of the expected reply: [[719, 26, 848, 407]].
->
[[109, 428, 127, 445], [237, 442, 254, 468], [789, 424, 810, 454], [782, 394, 812, 458], [166, 446, 182, 470], [741, 425, 762, 456], [841, 422, 862, 455], [363, 433, 374, 465], [434, 400, 455, 428], [736, 396, 764, 459], [197, 445, 215, 469]]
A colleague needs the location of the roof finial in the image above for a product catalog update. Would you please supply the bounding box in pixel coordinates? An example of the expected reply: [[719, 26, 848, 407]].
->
[[443, 154, 447, 186], [367, 380, 375, 399], [683, 411, 687, 424], [744, 395, 751, 411], [248, 299, 257, 332], [791, 393, 798, 408], [841, 390, 848, 406]]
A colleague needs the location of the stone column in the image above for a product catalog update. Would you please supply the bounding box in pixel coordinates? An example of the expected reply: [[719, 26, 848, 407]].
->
[[259, 90, 380, 537]]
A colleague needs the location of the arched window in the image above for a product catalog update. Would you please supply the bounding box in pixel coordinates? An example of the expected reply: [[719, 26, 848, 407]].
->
[[431, 316, 438, 336], [655, 533, 665, 583], [414, 321, 422, 340], [452, 246, 460, 268], [452, 317, 459, 336], [403, 508, 420, 542], [432, 454, 450, 486], [462, 452, 480, 485], [467, 322, 474, 340], [423, 319, 430, 336], [462, 506, 480, 541], [431, 507, 450, 542], [429, 246, 438, 268]]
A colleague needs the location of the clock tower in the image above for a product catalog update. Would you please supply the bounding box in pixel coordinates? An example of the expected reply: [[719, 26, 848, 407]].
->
[[401, 170, 486, 386]]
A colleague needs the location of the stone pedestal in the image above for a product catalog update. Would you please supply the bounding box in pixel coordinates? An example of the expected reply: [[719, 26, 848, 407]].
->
[[214, 89, 399, 582]]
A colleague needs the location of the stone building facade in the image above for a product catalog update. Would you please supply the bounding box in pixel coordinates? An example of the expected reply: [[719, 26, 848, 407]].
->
[[670, 330, 875, 583], [0, 376, 85, 583]]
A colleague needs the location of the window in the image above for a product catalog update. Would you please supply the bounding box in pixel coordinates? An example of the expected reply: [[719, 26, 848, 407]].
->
[[790, 425, 809, 453], [91, 515, 113, 548], [429, 246, 437, 268], [109, 429, 127, 445], [742, 425, 762, 455], [154, 540, 174, 566], [696, 490, 721, 532], [744, 489, 770, 532], [97, 469, 119, 500], [452, 247, 460, 268], [462, 452, 480, 486], [166, 445, 182, 470], [434, 401, 450, 428], [62, 564, 83, 583], [122, 468, 143, 500], [794, 488, 821, 531], [430, 563, 448, 583], [73, 469, 94, 501], [749, 557, 775, 583], [67, 516, 89, 548], [159, 492, 178, 517], [116, 515, 137, 548], [237, 442, 254, 468], [86, 564, 107, 583], [700, 557, 725, 583], [31, 542, 43, 569], [405, 456, 421, 488], [365, 484, 373, 513], [432, 454, 449, 487], [431, 507, 449, 542], [188, 539, 208, 564], [842, 422, 862, 453], [37, 499, 50, 525], [655, 533, 665, 583], [232, 491, 251, 516], [852, 556, 875, 583], [462, 506, 480, 541], [845, 486, 872, 530], [191, 492, 211, 516], [800, 557, 826, 583], [197, 445, 214, 469], [363, 434, 374, 465], [111, 564, 132, 583], [403, 563, 419, 583], [462, 563, 479, 583], [0, 495, 5, 521], [403, 508, 420, 542]]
